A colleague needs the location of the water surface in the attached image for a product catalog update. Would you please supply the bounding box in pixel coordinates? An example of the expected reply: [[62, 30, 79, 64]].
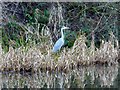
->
[[0, 65, 120, 88]]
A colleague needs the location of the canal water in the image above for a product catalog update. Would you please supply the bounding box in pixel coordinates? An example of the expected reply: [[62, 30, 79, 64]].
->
[[0, 65, 120, 88]]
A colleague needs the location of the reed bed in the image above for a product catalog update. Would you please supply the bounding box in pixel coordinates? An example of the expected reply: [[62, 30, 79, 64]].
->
[[0, 33, 119, 73]]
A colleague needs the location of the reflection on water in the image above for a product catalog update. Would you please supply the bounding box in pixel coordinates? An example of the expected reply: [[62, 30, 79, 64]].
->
[[0, 65, 119, 88]]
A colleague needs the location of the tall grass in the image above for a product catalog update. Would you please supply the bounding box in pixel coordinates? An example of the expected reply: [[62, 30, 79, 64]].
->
[[0, 32, 119, 73]]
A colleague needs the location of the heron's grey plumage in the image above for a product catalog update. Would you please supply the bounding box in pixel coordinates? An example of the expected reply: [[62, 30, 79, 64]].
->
[[52, 26, 69, 52]]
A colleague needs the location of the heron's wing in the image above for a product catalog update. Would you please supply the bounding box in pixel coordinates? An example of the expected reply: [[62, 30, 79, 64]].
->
[[53, 38, 64, 52]]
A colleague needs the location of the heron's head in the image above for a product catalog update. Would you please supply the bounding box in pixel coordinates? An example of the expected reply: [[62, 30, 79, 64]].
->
[[61, 26, 69, 30], [61, 26, 69, 38]]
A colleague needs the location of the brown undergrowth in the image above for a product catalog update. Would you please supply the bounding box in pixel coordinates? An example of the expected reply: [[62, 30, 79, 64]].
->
[[0, 33, 119, 73]]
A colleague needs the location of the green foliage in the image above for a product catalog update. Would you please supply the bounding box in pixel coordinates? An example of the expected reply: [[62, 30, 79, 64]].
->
[[2, 2, 119, 53], [64, 30, 77, 48], [2, 22, 26, 52], [2, 2, 50, 53], [65, 2, 119, 48], [2, 28, 9, 53], [24, 3, 50, 27]]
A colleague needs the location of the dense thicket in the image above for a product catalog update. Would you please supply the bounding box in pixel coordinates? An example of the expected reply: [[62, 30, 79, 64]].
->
[[1, 2, 119, 52]]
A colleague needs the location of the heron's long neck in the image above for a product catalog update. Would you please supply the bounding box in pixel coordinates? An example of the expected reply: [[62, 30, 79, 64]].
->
[[61, 28, 64, 39]]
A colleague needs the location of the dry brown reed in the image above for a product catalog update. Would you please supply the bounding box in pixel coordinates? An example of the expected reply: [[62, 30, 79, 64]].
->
[[0, 32, 119, 73]]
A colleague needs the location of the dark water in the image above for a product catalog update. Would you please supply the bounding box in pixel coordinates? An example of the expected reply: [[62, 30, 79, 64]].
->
[[0, 65, 120, 88]]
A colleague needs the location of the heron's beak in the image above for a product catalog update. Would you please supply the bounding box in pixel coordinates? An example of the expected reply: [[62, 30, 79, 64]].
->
[[64, 27, 69, 29]]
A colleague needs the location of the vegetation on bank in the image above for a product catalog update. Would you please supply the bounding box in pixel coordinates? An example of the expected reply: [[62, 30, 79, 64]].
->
[[0, 32, 119, 73], [1, 2, 119, 72]]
